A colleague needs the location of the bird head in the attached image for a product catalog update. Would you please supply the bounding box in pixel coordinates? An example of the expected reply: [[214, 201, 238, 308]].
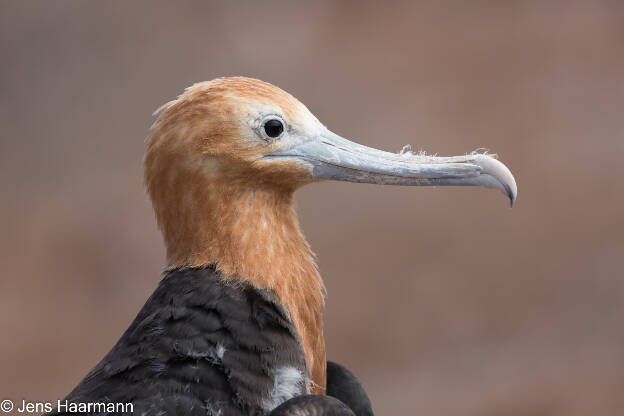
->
[[145, 76, 517, 205]]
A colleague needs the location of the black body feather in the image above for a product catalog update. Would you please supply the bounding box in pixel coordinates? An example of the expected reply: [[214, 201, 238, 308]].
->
[[327, 362, 374, 416], [48, 266, 372, 415]]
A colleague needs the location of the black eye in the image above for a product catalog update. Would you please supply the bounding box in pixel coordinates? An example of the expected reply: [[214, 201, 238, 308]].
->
[[263, 118, 284, 138]]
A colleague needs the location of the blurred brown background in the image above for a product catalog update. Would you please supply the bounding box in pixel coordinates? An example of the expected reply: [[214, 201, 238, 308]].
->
[[1, 1, 623, 415]]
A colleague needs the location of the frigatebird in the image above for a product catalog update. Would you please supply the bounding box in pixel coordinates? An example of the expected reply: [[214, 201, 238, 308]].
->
[[50, 77, 516, 416]]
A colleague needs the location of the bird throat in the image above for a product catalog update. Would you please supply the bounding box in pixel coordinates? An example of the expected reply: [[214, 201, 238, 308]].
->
[[160, 179, 327, 394]]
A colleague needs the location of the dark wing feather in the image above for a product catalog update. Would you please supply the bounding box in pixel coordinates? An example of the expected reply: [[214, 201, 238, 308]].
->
[[326, 361, 374, 416], [270, 394, 355, 416]]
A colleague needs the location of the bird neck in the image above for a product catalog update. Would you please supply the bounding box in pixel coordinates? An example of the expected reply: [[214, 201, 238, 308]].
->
[[160, 180, 327, 393]]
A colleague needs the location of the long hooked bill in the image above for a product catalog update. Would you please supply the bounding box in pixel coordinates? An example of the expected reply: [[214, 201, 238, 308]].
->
[[264, 130, 518, 207]]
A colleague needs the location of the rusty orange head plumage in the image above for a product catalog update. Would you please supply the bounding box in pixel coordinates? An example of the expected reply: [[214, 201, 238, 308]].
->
[[144, 76, 517, 394]]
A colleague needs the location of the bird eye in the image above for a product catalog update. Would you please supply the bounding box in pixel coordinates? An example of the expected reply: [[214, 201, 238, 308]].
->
[[262, 118, 284, 139]]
